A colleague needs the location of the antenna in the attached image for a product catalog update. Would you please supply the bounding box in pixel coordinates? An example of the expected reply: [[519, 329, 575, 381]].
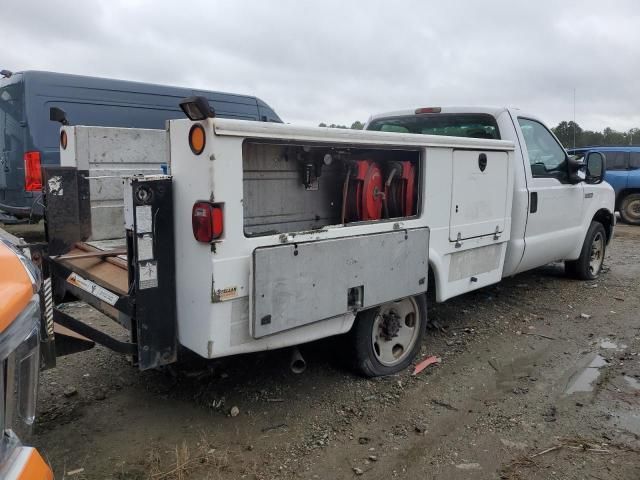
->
[[572, 88, 576, 149]]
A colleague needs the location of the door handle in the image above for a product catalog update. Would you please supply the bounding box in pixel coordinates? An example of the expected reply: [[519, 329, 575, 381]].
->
[[530, 192, 538, 213]]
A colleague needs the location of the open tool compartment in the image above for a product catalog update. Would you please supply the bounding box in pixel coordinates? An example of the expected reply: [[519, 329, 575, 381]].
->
[[242, 140, 422, 236]]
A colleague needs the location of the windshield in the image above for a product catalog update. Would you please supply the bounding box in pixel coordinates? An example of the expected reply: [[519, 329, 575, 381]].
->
[[367, 113, 501, 140]]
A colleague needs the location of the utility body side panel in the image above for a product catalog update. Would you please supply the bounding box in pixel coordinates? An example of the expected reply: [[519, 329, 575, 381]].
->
[[449, 149, 509, 241], [252, 228, 429, 338]]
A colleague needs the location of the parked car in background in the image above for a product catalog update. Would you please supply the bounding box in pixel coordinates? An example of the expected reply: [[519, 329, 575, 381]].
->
[[0, 69, 282, 222], [567, 146, 640, 225]]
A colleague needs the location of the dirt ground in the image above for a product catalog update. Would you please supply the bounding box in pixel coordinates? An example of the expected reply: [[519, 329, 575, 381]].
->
[[15, 223, 640, 479]]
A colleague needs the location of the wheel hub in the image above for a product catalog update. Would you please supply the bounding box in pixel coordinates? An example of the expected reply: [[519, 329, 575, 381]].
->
[[589, 232, 604, 274], [379, 310, 401, 340]]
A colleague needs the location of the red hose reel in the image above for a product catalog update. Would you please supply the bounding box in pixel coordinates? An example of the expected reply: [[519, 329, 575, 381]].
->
[[343, 159, 416, 222], [344, 160, 384, 222], [386, 161, 416, 218]]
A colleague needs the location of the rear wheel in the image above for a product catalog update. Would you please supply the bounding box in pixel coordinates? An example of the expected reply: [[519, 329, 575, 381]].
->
[[351, 295, 427, 377], [565, 221, 606, 280], [620, 193, 640, 225]]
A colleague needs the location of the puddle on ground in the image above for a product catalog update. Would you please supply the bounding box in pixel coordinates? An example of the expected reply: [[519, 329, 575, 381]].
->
[[624, 376, 640, 390], [493, 351, 545, 393], [565, 354, 608, 394], [609, 410, 640, 438], [598, 339, 627, 350]]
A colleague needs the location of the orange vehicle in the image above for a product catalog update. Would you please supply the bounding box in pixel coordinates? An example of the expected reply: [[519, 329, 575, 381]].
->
[[0, 239, 53, 479]]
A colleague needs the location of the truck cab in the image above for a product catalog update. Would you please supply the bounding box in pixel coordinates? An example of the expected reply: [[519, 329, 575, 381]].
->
[[0, 239, 52, 479], [366, 106, 615, 293]]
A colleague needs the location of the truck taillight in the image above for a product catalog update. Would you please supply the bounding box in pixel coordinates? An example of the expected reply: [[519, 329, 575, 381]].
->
[[24, 151, 42, 191], [192, 202, 223, 242]]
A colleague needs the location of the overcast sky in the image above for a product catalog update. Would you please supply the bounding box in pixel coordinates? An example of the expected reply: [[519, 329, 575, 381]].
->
[[2, 0, 639, 131]]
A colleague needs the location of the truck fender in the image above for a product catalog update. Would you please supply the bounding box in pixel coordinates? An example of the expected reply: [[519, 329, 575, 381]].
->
[[567, 207, 614, 260]]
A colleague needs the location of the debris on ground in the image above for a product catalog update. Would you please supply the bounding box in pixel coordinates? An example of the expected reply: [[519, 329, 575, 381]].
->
[[63, 386, 78, 398], [430, 399, 458, 411], [412, 355, 441, 375]]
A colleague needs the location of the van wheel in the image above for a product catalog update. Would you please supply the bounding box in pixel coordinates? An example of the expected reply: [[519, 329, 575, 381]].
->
[[620, 193, 640, 225], [351, 295, 427, 377], [565, 221, 606, 280]]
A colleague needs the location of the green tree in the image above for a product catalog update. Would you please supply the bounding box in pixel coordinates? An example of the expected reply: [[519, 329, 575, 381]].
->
[[552, 121, 640, 147], [318, 121, 364, 130], [552, 121, 583, 148], [603, 127, 626, 145]]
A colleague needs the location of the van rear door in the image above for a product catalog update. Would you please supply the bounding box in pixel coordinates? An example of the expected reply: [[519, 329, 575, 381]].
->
[[0, 74, 24, 194]]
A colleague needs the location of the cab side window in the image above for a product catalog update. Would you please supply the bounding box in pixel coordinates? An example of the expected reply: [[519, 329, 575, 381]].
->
[[518, 117, 568, 181], [629, 152, 640, 170], [604, 151, 628, 171]]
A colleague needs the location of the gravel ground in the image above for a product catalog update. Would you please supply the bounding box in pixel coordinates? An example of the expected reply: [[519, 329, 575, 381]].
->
[[19, 224, 640, 479]]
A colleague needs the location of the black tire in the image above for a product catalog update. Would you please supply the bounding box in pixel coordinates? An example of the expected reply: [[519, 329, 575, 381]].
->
[[351, 294, 427, 377], [565, 221, 607, 280], [620, 193, 640, 225]]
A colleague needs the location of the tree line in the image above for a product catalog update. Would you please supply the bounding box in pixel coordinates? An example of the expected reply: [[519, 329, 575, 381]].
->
[[552, 121, 640, 148], [319, 119, 640, 149], [318, 121, 364, 130]]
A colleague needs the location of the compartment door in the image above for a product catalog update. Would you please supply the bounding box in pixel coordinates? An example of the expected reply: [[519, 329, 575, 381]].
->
[[252, 228, 429, 338], [449, 150, 509, 241]]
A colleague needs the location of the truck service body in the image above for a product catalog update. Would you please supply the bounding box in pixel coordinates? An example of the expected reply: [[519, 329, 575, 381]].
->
[[37, 104, 614, 377]]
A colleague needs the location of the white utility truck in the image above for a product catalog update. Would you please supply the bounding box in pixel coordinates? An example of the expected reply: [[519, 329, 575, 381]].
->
[[38, 101, 614, 378]]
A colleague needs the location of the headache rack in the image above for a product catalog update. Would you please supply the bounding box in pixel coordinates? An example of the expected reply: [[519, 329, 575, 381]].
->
[[39, 134, 178, 370]]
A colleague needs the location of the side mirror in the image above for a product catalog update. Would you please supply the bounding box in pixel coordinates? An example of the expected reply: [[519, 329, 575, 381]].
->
[[585, 151, 606, 184], [49, 107, 69, 125], [567, 155, 586, 184]]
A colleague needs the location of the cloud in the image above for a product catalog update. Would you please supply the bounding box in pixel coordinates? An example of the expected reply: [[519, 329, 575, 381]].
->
[[2, 0, 639, 131]]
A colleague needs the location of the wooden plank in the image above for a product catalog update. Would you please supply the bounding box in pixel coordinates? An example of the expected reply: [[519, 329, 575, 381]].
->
[[55, 249, 127, 261], [76, 242, 128, 270], [59, 248, 129, 294]]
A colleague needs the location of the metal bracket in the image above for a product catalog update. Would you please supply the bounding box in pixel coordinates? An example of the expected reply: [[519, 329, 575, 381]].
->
[[53, 308, 136, 355], [455, 232, 463, 248], [493, 225, 501, 240]]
